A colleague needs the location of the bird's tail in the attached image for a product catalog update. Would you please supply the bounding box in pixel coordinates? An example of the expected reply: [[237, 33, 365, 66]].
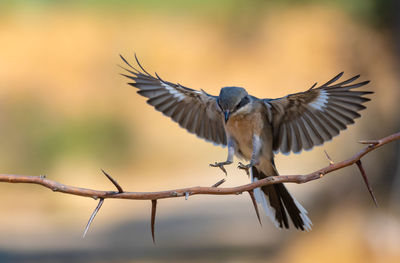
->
[[251, 166, 312, 231]]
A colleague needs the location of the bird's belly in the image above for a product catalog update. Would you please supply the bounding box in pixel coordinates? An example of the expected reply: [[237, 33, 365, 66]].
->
[[225, 115, 257, 160]]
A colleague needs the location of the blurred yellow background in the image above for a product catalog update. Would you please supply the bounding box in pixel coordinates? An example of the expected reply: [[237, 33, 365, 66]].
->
[[0, 0, 399, 262]]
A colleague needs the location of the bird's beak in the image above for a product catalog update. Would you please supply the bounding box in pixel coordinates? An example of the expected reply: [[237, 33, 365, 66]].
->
[[224, 110, 230, 123]]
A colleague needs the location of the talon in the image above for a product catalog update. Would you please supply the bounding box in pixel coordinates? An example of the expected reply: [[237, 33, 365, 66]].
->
[[220, 166, 227, 175], [238, 162, 251, 176], [209, 161, 231, 175]]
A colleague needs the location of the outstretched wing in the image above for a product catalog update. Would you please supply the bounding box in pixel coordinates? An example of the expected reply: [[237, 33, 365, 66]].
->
[[264, 72, 373, 154], [120, 55, 227, 146]]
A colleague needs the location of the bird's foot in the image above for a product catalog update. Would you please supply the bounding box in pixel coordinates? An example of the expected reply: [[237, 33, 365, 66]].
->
[[237, 162, 253, 177], [209, 161, 232, 176]]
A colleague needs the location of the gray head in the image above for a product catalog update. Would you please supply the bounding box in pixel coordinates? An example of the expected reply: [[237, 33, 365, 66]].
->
[[217, 86, 250, 122]]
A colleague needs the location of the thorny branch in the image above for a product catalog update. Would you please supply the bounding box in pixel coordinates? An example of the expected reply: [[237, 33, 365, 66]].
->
[[0, 132, 399, 241]]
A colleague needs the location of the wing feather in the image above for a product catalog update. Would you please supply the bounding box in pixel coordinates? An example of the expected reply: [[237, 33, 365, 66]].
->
[[291, 121, 302, 153], [296, 118, 313, 150], [120, 55, 226, 146], [265, 73, 372, 154]]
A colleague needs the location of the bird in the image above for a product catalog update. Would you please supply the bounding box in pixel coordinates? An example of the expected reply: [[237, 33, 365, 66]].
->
[[120, 54, 373, 231]]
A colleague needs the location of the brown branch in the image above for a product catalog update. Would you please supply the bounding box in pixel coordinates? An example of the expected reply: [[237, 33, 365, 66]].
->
[[0, 132, 398, 240], [1, 132, 397, 201]]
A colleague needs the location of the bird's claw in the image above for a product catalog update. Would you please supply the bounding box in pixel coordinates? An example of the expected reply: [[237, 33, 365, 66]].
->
[[238, 162, 252, 176], [209, 161, 231, 175]]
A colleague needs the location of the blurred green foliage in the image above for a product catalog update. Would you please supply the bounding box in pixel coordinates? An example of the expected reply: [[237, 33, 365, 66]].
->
[[0, 0, 396, 28], [0, 96, 134, 174]]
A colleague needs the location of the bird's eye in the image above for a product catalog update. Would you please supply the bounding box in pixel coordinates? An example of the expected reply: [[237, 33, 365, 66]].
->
[[236, 96, 250, 110]]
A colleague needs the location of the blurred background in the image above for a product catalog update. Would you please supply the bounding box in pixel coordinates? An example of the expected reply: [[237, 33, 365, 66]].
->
[[0, 0, 399, 262]]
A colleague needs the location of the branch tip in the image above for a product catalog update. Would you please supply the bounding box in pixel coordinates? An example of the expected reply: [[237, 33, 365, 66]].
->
[[324, 150, 334, 165], [101, 169, 124, 193], [355, 160, 378, 207], [83, 198, 104, 238], [151, 199, 157, 244]]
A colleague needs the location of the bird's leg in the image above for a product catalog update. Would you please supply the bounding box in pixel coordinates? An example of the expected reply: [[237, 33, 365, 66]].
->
[[210, 138, 235, 175], [238, 135, 261, 176]]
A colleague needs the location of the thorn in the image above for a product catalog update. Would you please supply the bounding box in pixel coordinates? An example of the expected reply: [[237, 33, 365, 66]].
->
[[211, 179, 226, 187], [101, 169, 124, 193], [151, 200, 157, 244], [358, 140, 380, 146], [356, 160, 378, 207], [83, 198, 104, 238], [185, 192, 190, 200], [324, 150, 334, 165], [248, 190, 262, 226], [39, 174, 46, 179]]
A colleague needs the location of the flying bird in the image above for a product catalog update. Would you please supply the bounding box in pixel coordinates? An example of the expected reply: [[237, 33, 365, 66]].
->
[[120, 55, 372, 231]]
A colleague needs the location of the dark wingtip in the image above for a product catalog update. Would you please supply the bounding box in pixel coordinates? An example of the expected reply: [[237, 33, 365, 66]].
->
[[134, 54, 152, 76], [308, 82, 318, 90], [320, 72, 345, 88], [119, 54, 133, 69], [154, 72, 167, 84], [120, 73, 134, 79], [118, 58, 140, 75]]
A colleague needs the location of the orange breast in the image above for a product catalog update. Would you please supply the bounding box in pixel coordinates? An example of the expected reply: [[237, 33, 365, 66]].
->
[[225, 112, 263, 159]]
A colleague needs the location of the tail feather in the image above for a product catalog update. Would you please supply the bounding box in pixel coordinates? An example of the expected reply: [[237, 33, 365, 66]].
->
[[293, 198, 313, 230], [253, 178, 280, 228], [263, 184, 289, 228], [251, 166, 312, 231]]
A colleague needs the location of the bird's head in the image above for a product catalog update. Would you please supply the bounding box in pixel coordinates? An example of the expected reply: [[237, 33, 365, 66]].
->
[[217, 86, 250, 123]]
